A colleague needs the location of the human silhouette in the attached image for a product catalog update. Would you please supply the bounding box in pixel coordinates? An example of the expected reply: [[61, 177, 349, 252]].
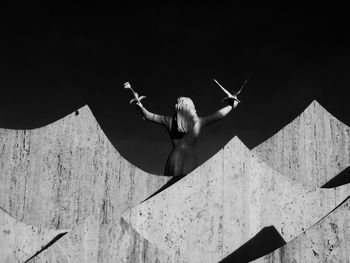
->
[[124, 81, 239, 177]]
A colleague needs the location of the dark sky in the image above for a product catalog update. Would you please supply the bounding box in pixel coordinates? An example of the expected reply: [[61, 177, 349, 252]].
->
[[1, 2, 349, 174]]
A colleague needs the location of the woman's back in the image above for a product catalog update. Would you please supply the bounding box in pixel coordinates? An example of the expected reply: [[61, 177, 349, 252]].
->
[[168, 116, 200, 148], [164, 116, 202, 177], [126, 82, 239, 178]]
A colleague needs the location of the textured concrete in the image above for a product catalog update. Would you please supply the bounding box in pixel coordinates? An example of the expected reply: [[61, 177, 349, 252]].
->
[[0, 207, 68, 263], [253, 197, 350, 263], [122, 136, 348, 263], [28, 215, 100, 263], [252, 100, 350, 187], [29, 215, 172, 263], [0, 105, 171, 261], [2, 101, 350, 262]]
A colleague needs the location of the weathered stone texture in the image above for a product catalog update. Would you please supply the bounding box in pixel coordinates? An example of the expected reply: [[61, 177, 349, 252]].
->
[[253, 197, 350, 263], [122, 136, 348, 263], [0, 106, 171, 262], [29, 215, 172, 263], [2, 101, 350, 262], [252, 100, 350, 187], [0, 208, 67, 263]]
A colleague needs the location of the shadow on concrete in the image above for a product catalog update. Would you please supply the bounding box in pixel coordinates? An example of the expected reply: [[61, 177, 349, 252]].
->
[[219, 226, 286, 263], [24, 232, 68, 263], [0, 206, 9, 214], [311, 196, 350, 228], [322, 166, 350, 188], [142, 176, 184, 203]]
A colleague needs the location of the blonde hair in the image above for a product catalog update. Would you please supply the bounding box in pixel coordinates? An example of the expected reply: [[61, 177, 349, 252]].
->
[[174, 97, 199, 133]]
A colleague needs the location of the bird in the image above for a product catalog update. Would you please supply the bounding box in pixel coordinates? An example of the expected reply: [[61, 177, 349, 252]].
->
[[124, 82, 147, 105], [213, 78, 248, 103]]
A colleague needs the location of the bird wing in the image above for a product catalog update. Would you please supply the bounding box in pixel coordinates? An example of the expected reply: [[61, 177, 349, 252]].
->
[[214, 79, 232, 97], [130, 98, 136, 104], [138, 96, 147, 101]]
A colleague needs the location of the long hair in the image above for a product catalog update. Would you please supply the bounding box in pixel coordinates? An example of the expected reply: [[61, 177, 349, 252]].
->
[[174, 97, 199, 133]]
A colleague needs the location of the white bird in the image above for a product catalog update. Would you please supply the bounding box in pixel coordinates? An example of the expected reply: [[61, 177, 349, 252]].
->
[[124, 82, 147, 105], [213, 78, 248, 103]]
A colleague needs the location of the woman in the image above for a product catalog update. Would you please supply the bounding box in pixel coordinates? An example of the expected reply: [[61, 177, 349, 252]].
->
[[125, 82, 239, 177]]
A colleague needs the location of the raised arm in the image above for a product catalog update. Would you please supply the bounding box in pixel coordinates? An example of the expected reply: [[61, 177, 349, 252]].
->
[[200, 99, 238, 127], [124, 81, 171, 128], [136, 103, 171, 128]]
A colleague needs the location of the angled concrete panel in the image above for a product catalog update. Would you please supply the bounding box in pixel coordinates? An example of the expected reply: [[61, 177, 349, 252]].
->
[[0, 105, 170, 230], [253, 197, 350, 263], [252, 100, 350, 187], [122, 136, 348, 263], [0, 105, 171, 262], [29, 214, 172, 263], [0, 207, 68, 263], [28, 214, 100, 263], [2, 102, 349, 262]]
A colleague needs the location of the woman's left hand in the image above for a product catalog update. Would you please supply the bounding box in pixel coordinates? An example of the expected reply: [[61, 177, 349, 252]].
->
[[223, 96, 239, 108]]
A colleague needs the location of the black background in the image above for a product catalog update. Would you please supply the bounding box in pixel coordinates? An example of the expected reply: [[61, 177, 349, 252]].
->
[[1, 2, 349, 174]]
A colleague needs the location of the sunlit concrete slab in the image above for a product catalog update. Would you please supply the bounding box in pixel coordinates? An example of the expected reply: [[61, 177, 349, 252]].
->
[[0, 207, 68, 263], [27, 215, 99, 263], [218, 225, 286, 263], [122, 136, 348, 263], [252, 196, 350, 263], [0, 105, 170, 230], [252, 100, 350, 188], [0, 105, 171, 262], [29, 214, 172, 263], [2, 101, 349, 262]]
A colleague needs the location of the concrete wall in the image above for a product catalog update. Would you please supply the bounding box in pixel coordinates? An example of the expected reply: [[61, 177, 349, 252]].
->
[[0, 106, 171, 262], [253, 197, 350, 263], [122, 136, 348, 263], [30, 215, 172, 263], [252, 100, 350, 188], [0, 207, 67, 262], [1, 101, 349, 262]]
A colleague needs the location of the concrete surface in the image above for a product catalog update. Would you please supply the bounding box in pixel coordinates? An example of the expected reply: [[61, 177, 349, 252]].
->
[[0, 105, 170, 230], [0, 207, 68, 263], [1, 101, 349, 262], [252, 100, 350, 188], [28, 214, 172, 263], [253, 197, 350, 263], [0, 105, 170, 262], [122, 136, 348, 263]]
